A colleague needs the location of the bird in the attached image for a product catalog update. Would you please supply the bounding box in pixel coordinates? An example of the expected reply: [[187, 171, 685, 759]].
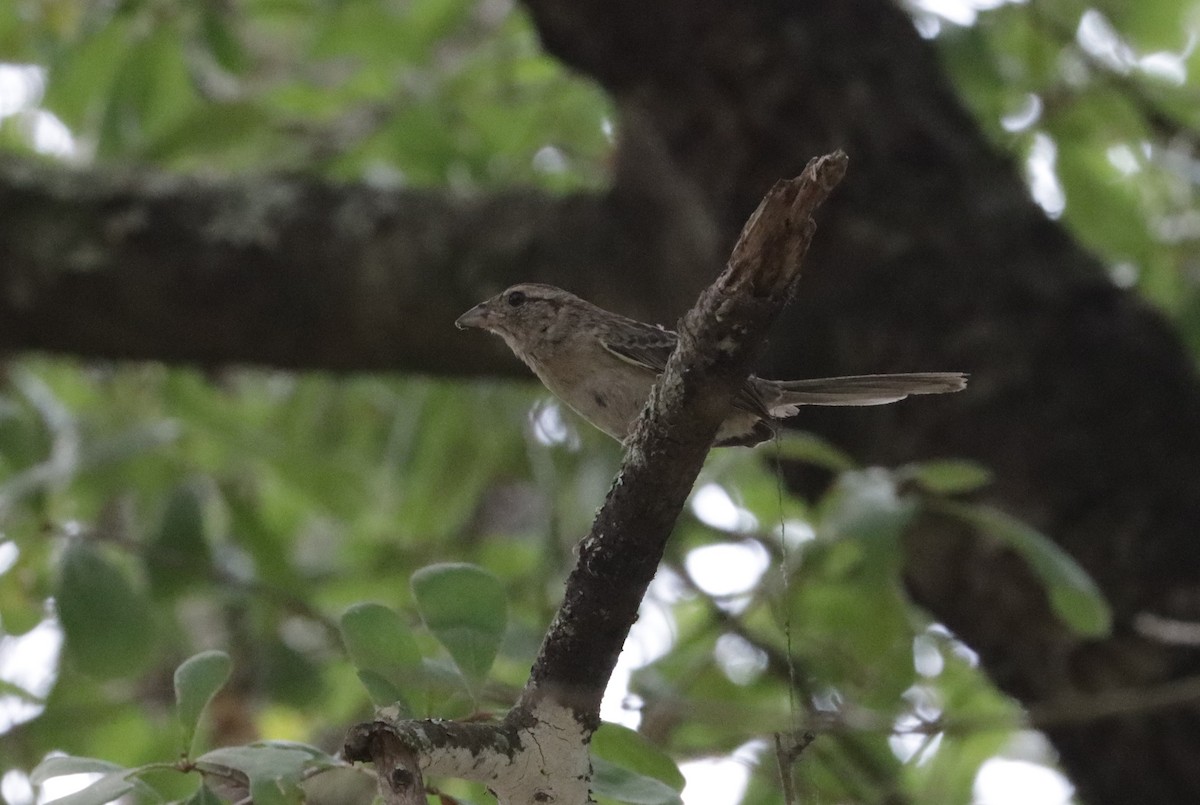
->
[[455, 283, 967, 447]]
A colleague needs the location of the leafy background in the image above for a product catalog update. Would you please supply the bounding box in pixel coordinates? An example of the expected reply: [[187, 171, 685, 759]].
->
[[0, 0, 1197, 803]]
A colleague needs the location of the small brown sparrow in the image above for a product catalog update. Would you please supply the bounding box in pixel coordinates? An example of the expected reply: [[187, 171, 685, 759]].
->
[[456, 283, 966, 447]]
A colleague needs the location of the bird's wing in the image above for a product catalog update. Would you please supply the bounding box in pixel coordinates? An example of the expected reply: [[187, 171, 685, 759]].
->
[[600, 321, 773, 419], [598, 319, 677, 373]]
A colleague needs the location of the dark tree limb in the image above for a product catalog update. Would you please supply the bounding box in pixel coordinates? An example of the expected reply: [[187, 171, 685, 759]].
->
[[345, 153, 847, 804], [0, 155, 710, 373]]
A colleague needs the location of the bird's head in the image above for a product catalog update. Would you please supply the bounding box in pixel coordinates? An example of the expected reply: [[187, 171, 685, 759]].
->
[[455, 283, 580, 346]]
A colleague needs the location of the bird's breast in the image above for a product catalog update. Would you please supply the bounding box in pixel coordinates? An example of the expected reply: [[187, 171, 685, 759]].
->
[[526, 351, 656, 442]]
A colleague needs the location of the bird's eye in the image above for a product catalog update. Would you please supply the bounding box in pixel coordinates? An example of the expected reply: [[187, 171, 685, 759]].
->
[[506, 290, 527, 307]]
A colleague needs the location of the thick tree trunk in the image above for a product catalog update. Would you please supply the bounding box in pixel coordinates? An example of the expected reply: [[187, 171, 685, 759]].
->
[[521, 0, 1200, 802], [2, 0, 1199, 801]]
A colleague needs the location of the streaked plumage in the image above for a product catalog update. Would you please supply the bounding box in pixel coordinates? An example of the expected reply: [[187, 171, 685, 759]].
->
[[456, 283, 967, 447]]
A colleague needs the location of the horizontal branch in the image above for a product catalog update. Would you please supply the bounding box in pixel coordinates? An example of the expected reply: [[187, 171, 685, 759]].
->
[[0, 155, 710, 374], [344, 703, 590, 805], [344, 718, 522, 782]]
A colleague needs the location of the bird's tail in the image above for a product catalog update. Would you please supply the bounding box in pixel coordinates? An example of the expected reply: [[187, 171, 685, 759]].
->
[[767, 372, 967, 417]]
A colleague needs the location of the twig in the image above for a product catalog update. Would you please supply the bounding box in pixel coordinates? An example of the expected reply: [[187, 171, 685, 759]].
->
[[775, 730, 817, 805]]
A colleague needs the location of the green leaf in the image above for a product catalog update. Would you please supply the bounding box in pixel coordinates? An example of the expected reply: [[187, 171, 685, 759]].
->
[[31, 760, 164, 805], [40, 771, 136, 805], [100, 26, 197, 155], [1054, 129, 1155, 267], [774, 432, 856, 472], [339, 603, 421, 689], [339, 600, 421, 709], [31, 757, 124, 787], [411, 563, 507, 688], [1097, 0, 1188, 52], [263, 639, 325, 708], [0, 3, 30, 57], [789, 540, 916, 704], [146, 484, 213, 597], [42, 20, 132, 133], [174, 650, 233, 756], [355, 670, 406, 709], [899, 460, 993, 495], [819, 469, 917, 544], [57, 541, 157, 679], [591, 724, 685, 793], [196, 743, 341, 805], [0, 541, 41, 640], [936, 501, 1112, 636], [181, 784, 224, 805], [199, 5, 248, 73], [591, 756, 683, 805], [145, 102, 273, 165]]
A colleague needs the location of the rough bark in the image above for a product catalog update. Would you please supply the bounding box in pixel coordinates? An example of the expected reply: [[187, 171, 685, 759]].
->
[[0, 156, 640, 374], [0, 136, 714, 372], [1, 0, 1198, 801]]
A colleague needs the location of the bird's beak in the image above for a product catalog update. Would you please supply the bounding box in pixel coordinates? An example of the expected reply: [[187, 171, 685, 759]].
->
[[455, 302, 491, 330]]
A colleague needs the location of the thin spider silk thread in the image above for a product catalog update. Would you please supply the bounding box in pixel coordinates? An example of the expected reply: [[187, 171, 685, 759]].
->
[[773, 432, 801, 737]]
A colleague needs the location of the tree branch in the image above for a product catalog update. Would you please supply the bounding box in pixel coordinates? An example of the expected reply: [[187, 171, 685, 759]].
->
[[344, 152, 847, 805], [0, 155, 710, 373], [518, 152, 845, 720]]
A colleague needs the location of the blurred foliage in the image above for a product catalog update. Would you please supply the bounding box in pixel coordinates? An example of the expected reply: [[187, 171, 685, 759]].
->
[[935, 0, 1200, 349], [0, 359, 1093, 805], [0, 0, 612, 187], [0, 0, 1196, 803]]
